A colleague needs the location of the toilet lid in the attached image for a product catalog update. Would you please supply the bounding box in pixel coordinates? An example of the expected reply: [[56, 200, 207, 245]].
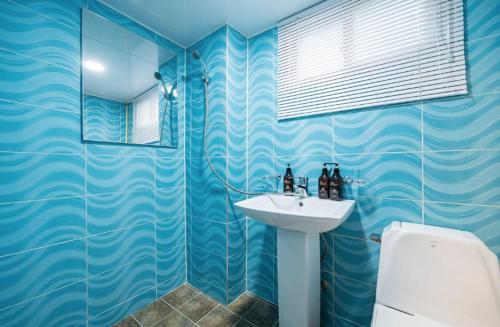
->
[[371, 304, 451, 327]]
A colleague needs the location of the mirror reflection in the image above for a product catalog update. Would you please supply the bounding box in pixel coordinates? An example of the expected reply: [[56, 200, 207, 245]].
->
[[82, 9, 178, 147]]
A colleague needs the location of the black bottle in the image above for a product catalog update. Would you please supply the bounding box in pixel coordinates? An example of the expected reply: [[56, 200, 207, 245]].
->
[[329, 163, 343, 201], [283, 164, 294, 193], [318, 164, 330, 199]]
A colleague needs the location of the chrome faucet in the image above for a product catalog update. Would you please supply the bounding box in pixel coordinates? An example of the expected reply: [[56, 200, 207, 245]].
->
[[296, 177, 309, 198]]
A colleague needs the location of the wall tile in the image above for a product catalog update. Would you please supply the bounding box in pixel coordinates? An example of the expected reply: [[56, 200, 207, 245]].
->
[[189, 273, 227, 304], [468, 35, 500, 94], [335, 197, 422, 239], [87, 223, 155, 276], [11, 0, 84, 30], [247, 251, 274, 289], [0, 281, 86, 327], [423, 94, 500, 150], [425, 201, 500, 257], [156, 157, 185, 188], [274, 116, 333, 156], [157, 245, 186, 284], [424, 150, 500, 205], [248, 123, 273, 158], [156, 187, 185, 220], [86, 155, 154, 195], [189, 216, 226, 256], [190, 186, 227, 223], [0, 152, 85, 203], [87, 256, 156, 317], [0, 101, 82, 154], [0, 1, 80, 72], [334, 276, 375, 327], [247, 219, 276, 256], [334, 104, 421, 154], [334, 235, 380, 286], [0, 197, 85, 256], [0, 49, 79, 113], [465, 0, 500, 41], [0, 239, 85, 310], [156, 216, 185, 253], [189, 247, 226, 289], [335, 152, 422, 200]]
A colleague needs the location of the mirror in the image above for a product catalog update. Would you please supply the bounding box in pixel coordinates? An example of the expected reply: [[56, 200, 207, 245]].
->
[[82, 9, 178, 147]]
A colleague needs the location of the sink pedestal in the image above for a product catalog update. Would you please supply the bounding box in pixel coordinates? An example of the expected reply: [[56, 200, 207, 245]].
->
[[277, 229, 320, 327]]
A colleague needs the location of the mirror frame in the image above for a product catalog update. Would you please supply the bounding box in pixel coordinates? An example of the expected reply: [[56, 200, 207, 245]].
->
[[81, 2, 184, 148]]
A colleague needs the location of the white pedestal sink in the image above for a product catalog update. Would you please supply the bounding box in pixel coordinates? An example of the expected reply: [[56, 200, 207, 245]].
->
[[235, 194, 355, 327]]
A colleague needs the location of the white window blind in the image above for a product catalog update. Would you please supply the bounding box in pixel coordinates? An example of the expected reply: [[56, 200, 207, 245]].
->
[[133, 87, 160, 144], [277, 0, 467, 120]]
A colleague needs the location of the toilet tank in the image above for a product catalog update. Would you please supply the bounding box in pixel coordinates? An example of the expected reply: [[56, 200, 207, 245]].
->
[[376, 222, 500, 327]]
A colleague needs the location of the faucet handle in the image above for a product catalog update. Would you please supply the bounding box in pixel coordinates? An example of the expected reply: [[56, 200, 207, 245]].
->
[[297, 176, 308, 187]]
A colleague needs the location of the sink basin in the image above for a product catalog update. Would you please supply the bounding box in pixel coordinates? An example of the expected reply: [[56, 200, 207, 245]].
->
[[234, 194, 355, 233], [235, 194, 355, 327]]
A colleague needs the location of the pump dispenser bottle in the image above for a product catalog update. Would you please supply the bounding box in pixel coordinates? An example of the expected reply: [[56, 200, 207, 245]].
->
[[318, 164, 329, 199], [283, 164, 294, 194], [329, 163, 343, 201]]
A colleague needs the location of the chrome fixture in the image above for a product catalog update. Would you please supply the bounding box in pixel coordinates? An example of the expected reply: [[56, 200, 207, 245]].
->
[[154, 71, 177, 145], [192, 50, 260, 196], [369, 233, 382, 243], [296, 177, 309, 198], [343, 175, 365, 185]]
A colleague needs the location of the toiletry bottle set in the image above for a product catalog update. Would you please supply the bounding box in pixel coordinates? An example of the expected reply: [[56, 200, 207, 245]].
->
[[318, 163, 343, 201], [282, 163, 343, 201]]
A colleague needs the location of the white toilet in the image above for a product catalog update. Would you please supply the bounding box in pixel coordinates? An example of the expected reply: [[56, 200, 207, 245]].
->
[[371, 222, 500, 327]]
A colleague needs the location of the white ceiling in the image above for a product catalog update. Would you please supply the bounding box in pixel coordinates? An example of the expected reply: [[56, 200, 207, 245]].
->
[[99, 0, 323, 47]]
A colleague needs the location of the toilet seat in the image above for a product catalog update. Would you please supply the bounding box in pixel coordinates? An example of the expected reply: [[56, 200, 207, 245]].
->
[[371, 304, 451, 327]]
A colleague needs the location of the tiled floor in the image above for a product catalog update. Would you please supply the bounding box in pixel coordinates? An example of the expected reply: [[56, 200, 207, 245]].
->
[[114, 284, 279, 327]]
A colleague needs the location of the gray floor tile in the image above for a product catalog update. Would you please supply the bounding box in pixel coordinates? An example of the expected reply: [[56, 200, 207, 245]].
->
[[227, 293, 258, 316], [198, 305, 240, 327], [133, 299, 175, 327], [243, 300, 279, 327], [154, 310, 194, 327], [113, 316, 141, 327], [162, 284, 199, 308], [233, 318, 258, 327], [178, 293, 218, 322]]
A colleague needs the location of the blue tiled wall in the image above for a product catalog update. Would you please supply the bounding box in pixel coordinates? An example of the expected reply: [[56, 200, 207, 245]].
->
[[187, 0, 499, 325], [185, 25, 248, 305], [0, 1, 186, 326], [84, 95, 127, 143]]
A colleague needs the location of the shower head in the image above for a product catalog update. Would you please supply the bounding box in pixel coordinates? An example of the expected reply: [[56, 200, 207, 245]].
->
[[192, 49, 209, 83], [154, 71, 163, 81]]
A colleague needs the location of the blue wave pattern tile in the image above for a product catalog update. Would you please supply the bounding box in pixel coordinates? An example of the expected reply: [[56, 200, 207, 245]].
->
[[228, 26, 248, 127], [0, 239, 85, 310], [334, 104, 421, 154], [88, 289, 156, 327], [465, 0, 500, 41], [0, 49, 80, 113], [156, 157, 185, 188], [247, 219, 276, 256], [334, 235, 380, 286], [335, 153, 422, 200], [189, 247, 227, 290], [156, 245, 186, 284], [228, 250, 246, 289], [0, 152, 85, 203], [334, 276, 376, 327], [189, 273, 227, 304], [425, 202, 500, 257], [424, 150, 500, 205], [84, 95, 125, 143], [0, 1, 80, 72], [0, 0, 186, 325], [156, 187, 185, 219], [228, 218, 246, 256], [423, 94, 500, 150], [247, 279, 275, 305], [467, 35, 500, 94], [189, 216, 226, 256], [0, 101, 82, 154], [87, 223, 155, 276], [321, 270, 334, 317], [274, 116, 333, 156], [87, 256, 156, 317], [156, 216, 185, 253], [0, 281, 86, 327], [248, 123, 273, 158], [247, 250, 275, 290], [335, 197, 422, 239], [0, 197, 85, 256], [87, 190, 155, 235], [87, 155, 155, 194], [190, 186, 227, 223]]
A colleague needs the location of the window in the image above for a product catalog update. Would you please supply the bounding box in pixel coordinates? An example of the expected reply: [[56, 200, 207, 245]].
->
[[133, 87, 160, 144], [277, 0, 467, 119]]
